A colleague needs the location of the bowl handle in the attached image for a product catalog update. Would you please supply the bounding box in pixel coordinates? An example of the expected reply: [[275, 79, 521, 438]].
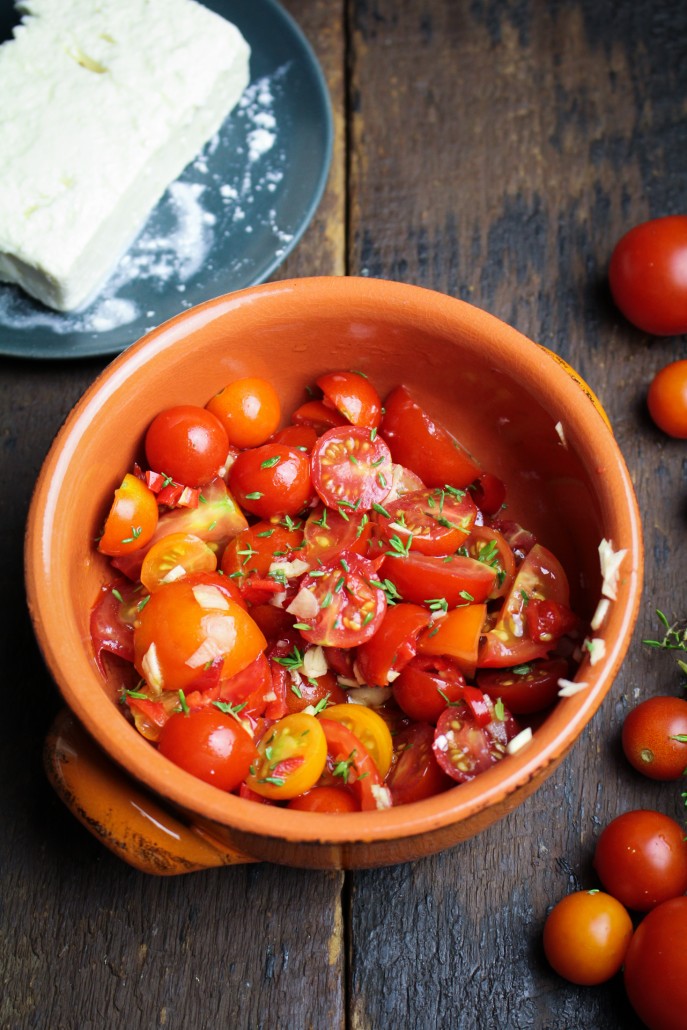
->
[[43, 708, 257, 875]]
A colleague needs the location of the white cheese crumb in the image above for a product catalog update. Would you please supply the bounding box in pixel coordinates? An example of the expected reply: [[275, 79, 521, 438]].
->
[[599, 539, 627, 601], [590, 597, 611, 631], [557, 678, 590, 697], [506, 727, 533, 754]]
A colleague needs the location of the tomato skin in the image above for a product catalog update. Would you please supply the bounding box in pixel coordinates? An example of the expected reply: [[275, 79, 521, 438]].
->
[[158, 708, 257, 791], [145, 405, 229, 488], [622, 696, 687, 781], [609, 215, 687, 336], [433, 705, 493, 782], [287, 785, 360, 812], [392, 654, 468, 723], [310, 425, 393, 512], [206, 376, 281, 448], [623, 897, 687, 1030], [593, 810, 687, 912], [220, 519, 305, 584], [228, 444, 312, 518], [543, 890, 633, 986], [386, 722, 454, 805], [382, 552, 497, 607], [296, 553, 387, 649], [381, 385, 481, 488], [303, 505, 371, 564], [98, 473, 159, 557], [90, 578, 139, 672], [140, 532, 217, 593], [647, 360, 687, 438], [477, 657, 569, 715], [462, 525, 516, 600], [316, 370, 382, 429], [355, 603, 432, 686]]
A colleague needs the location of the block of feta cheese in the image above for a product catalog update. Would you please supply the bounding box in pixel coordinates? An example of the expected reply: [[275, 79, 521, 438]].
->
[[0, 0, 251, 311]]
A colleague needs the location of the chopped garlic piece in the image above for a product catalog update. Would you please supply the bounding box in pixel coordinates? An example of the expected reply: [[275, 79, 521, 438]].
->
[[142, 642, 164, 692], [269, 558, 310, 580], [347, 687, 393, 706], [557, 678, 590, 697], [584, 637, 606, 666], [185, 614, 236, 667], [599, 539, 627, 601], [191, 584, 230, 610], [386, 669, 401, 683], [555, 421, 567, 448], [371, 784, 393, 810], [161, 563, 189, 584], [286, 586, 320, 622], [590, 598, 611, 631], [302, 645, 327, 679], [506, 727, 533, 754]]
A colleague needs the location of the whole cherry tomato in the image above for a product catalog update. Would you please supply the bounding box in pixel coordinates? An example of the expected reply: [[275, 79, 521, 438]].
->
[[623, 896, 687, 1030], [145, 405, 229, 487], [543, 890, 633, 986], [228, 443, 312, 518], [593, 809, 687, 912], [609, 215, 687, 335], [158, 707, 257, 791], [206, 376, 281, 448], [622, 695, 687, 780], [647, 360, 687, 438]]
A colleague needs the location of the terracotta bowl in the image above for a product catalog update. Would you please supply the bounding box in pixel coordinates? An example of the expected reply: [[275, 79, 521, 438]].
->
[[26, 277, 643, 874]]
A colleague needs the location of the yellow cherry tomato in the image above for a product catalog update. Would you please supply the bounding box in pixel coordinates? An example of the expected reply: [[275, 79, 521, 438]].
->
[[98, 473, 159, 557], [246, 713, 327, 800], [320, 703, 393, 777], [140, 532, 217, 593]]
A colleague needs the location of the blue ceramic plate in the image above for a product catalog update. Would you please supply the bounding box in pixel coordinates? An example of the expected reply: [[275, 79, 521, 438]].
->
[[0, 0, 332, 359]]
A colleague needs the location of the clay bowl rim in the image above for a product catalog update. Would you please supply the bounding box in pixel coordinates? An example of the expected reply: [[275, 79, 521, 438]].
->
[[25, 276, 644, 849]]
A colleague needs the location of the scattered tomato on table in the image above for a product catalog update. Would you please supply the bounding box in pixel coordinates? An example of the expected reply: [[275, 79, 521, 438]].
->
[[609, 214, 687, 336]]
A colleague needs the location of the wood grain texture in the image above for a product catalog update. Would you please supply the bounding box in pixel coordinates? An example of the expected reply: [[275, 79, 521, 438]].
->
[[2, 0, 687, 1027]]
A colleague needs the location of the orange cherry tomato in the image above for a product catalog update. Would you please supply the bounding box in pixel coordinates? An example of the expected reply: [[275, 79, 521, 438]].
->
[[140, 532, 217, 592], [206, 376, 281, 448], [647, 360, 687, 438], [246, 713, 328, 800], [316, 370, 382, 428], [417, 603, 487, 677], [543, 890, 633, 986], [98, 473, 159, 557]]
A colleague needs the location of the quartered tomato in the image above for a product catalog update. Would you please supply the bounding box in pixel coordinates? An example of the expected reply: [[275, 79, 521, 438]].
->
[[295, 553, 387, 648], [355, 603, 432, 686], [386, 722, 454, 805], [303, 505, 371, 564], [206, 376, 281, 448], [321, 703, 393, 777], [462, 525, 516, 600], [145, 405, 229, 488], [381, 552, 497, 607], [318, 717, 391, 810], [392, 654, 469, 723], [228, 444, 312, 518], [246, 713, 328, 800], [381, 385, 481, 488], [373, 486, 477, 556], [292, 399, 348, 432], [140, 532, 217, 593], [158, 707, 257, 791], [478, 543, 571, 667], [417, 603, 487, 676], [90, 577, 141, 672], [98, 473, 159, 557], [316, 370, 383, 429], [477, 657, 569, 715], [311, 425, 393, 512]]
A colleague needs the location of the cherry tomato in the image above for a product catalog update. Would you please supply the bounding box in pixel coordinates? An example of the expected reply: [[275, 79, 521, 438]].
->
[[593, 810, 687, 912], [433, 697, 517, 782], [462, 525, 516, 600], [386, 722, 453, 805], [270, 423, 319, 451], [303, 505, 371, 564], [321, 703, 393, 777], [287, 785, 360, 812], [133, 577, 266, 693], [609, 215, 687, 336], [382, 552, 497, 607], [228, 444, 312, 518], [245, 713, 328, 800], [98, 473, 159, 557], [381, 385, 481, 488], [373, 486, 477, 556], [542, 890, 633, 986], [524, 597, 579, 644], [310, 426, 393, 512], [356, 603, 432, 686], [392, 654, 468, 723], [417, 603, 487, 677], [316, 370, 382, 428], [296, 553, 387, 648], [140, 532, 217, 592], [292, 399, 348, 432], [623, 896, 687, 1030], [145, 405, 229, 487], [622, 696, 687, 781], [318, 717, 390, 810], [90, 577, 140, 671], [221, 518, 305, 585], [471, 472, 506, 515], [477, 657, 569, 715], [158, 707, 257, 791], [478, 544, 570, 667], [206, 376, 281, 448], [647, 360, 687, 438]]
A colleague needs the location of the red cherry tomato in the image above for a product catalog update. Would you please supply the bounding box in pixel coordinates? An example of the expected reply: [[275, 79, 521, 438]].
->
[[318, 717, 390, 810], [310, 425, 393, 512], [228, 443, 312, 518], [622, 696, 687, 781], [356, 603, 432, 686], [303, 505, 371, 564], [221, 519, 305, 587], [647, 360, 687, 438], [432, 698, 517, 783], [392, 654, 468, 723], [206, 376, 281, 448], [382, 552, 497, 607], [470, 472, 506, 515], [543, 890, 633, 986], [386, 722, 454, 805], [145, 405, 229, 487], [381, 385, 481, 488], [316, 370, 383, 428], [477, 657, 569, 715], [593, 810, 687, 912], [158, 707, 257, 791], [623, 896, 687, 1030], [373, 486, 477, 556], [98, 473, 159, 557], [296, 553, 387, 648], [292, 398, 348, 432], [609, 215, 687, 335], [287, 785, 360, 812], [461, 525, 516, 600]]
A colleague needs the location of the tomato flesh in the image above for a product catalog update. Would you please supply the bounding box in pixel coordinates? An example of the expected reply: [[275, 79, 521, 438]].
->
[[311, 426, 393, 512]]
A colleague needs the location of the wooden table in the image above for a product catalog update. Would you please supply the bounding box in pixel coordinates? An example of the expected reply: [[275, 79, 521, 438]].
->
[[3, 1, 686, 1026]]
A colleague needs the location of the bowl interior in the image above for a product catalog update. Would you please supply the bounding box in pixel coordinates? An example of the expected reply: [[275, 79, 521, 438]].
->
[[26, 277, 643, 852]]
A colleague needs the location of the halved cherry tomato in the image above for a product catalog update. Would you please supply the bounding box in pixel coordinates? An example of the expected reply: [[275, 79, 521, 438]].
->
[[381, 552, 497, 607], [462, 525, 516, 600], [245, 713, 328, 800], [471, 472, 507, 515], [304, 505, 372, 565], [356, 603, 432, 686], [373, 487, 477, 556], [206, 376, 281, 448], [318, 717, 391, 810], [90, 577, 141, 672], [158, 707, 257, 791], [98, 473, 159, 557], [310, 426, 393, 513], [321, 703, 393, 777], [478, 543, 570, 667], [386, 722, 454, 805], [145, 405, 229, 488], [221, 519, 305, 584], [228, 444, 312, 519], [140, 532, 217, 593], [295, 553, 387, 648], [477, 657, 569, 715], [392, 654, 468, 723], [433, 705, 493, 783], [316, 370, 382, 428], [270, 424, 319, 451], [287, 785, 360, 812], [417, 603, 487, 677], [381, 385, 481, 488], [292, 399, 348, 432]]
